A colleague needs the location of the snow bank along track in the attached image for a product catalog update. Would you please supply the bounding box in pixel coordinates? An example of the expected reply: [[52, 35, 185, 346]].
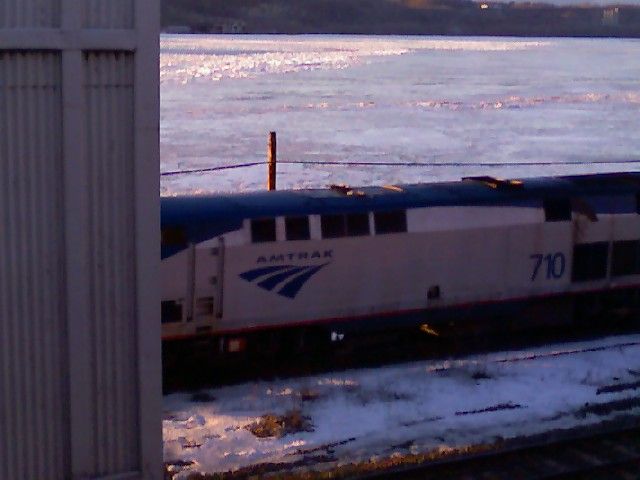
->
[[162, 336, 640, 479], [360, 419, 640, 480]]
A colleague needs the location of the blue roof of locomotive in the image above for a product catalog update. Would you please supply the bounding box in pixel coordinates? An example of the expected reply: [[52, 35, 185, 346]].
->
[[160, 172, 640, 258], [162, 172, 640, 226]]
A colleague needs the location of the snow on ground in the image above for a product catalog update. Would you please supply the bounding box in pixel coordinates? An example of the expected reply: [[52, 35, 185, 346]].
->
[[164, 334, 640, 477]]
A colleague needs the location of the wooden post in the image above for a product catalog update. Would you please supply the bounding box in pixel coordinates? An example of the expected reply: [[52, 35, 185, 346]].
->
[[268, 131, 276, 191]]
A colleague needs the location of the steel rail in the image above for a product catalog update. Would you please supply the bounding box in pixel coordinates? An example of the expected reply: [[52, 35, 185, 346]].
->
[[355, 417, 640, 480]]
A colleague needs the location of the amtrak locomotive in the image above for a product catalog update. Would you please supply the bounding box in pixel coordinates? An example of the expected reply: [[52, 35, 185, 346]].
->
[[161, 173, 640, 357]]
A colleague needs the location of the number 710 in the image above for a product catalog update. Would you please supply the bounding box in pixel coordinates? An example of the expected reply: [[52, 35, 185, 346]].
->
[[530, 252, 565, 281]]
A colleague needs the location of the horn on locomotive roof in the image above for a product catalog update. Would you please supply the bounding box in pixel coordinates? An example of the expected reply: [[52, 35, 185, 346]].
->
[[329, 184, 366, 197], [463, 175, 524, 190]]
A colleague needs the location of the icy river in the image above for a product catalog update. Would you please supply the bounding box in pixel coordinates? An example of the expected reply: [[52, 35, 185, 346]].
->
[[161, 34, 640, 195]]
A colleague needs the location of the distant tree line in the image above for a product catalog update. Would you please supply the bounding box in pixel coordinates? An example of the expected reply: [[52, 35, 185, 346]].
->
[[162, 0, 640, 37]]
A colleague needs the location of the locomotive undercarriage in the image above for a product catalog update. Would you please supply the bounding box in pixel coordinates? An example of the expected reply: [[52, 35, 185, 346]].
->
[[162, 286, 640, 391]]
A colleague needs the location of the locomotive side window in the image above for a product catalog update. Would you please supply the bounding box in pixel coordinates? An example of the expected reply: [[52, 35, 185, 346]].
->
[[321, 214, 346, 238], [572, 242, 608, 282], [612, 240, 640, 277], [251, 218, 276, 243], [543, 198, 572, 222], [636, 193, 640, 214], [346, 213, 369, 236], [161, 300, 183, 323], [285, 216, 310, 241], [374, 210, 407, 234], [161, 226, 187, 247]]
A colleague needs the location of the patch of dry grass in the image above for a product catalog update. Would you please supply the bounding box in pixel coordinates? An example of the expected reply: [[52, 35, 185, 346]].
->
[[246, 410, 314, 439]]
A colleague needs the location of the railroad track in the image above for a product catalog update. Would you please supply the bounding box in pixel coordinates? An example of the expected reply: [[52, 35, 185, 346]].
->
[[358, 419, 640, 480]]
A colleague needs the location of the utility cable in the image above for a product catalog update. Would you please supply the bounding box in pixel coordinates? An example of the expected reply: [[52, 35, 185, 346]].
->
[[161, 158, 640, 176]]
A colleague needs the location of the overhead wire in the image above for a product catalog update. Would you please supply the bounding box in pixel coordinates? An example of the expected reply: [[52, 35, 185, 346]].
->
[[161, 158, 640, 176]]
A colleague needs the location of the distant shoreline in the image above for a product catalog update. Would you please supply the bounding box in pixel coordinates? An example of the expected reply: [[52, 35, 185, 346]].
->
[[161, 31, 640, 38], [163, 0, 640, 38]]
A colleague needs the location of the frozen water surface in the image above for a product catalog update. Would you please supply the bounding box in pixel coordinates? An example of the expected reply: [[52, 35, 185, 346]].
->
[[161, 35, 640, 195]]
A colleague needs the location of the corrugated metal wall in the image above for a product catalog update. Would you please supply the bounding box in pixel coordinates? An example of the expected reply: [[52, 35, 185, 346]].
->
[[85, 0, 133, 29], [0, 0, 60, 27], [0, 0, 134, 28], [0, 0, 160, 477], [84, 51, 139, 475], [0, 52, 69, 479]]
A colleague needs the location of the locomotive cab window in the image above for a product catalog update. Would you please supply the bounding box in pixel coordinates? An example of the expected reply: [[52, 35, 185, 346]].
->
[[612, 240, 640, 277], [251, 218, 276, 243], [161, 226, 187, 248], [321, 214, 345, 238], [636, 193, 640, 214], [374, 210, 407, 234], [285, 216, 310, 241], [346, 213, 369, 236], [321, 213, 370, 238], [543, 198, 572, 222], [572, 242, 608, 282]]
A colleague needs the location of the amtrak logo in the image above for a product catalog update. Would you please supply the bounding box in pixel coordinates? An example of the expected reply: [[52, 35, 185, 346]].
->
[[256, 250, 332, 264], [239, 263, 329, 299]]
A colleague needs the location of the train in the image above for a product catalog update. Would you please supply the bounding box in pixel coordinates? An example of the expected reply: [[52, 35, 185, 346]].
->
[[161, 172, 640, 360]]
